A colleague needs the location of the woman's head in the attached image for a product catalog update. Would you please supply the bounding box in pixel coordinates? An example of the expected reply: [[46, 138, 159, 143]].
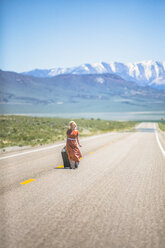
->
[[69, 120, 77, 130]]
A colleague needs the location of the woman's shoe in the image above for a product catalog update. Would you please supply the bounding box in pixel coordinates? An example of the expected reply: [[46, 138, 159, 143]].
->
[[75, 162, 79, 168], [70, 160, 76, 169]]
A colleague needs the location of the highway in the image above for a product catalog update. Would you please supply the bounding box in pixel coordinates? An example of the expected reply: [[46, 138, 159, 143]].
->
[[0, 122, 165, 248]]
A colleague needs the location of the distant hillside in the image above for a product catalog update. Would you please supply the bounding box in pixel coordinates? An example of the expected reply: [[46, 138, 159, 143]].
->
[[0, 69, 165, 114]]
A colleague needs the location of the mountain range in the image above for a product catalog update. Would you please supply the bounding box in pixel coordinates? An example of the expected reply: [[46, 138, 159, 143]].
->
[[0, 69, 165, 115], [21, 61, 165, 90]]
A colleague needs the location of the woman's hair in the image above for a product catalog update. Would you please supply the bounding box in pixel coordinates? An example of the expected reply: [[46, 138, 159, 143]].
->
[[69, 120, 77, 128]]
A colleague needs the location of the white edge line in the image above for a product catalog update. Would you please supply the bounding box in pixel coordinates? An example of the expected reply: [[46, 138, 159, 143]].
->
[[0, 132, 116, 160], [154, 123, 165, 157], [0, 143, 64, 160]]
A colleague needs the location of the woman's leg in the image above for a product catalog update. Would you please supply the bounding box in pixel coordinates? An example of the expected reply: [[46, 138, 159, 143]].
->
[[75, 161, 79, 168], [70, 159, 76, 169]]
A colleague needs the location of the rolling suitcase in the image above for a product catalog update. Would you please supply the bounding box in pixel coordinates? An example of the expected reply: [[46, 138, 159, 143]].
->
[[61, 146, 71, 168]]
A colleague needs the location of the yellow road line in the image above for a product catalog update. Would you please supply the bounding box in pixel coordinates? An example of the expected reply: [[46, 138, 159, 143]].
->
[[20, 179, 35, 185], [90, 152, 94, 154], [56, 165, 64, 168]]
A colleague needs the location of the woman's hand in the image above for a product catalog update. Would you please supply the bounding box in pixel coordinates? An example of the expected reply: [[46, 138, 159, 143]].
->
[[79, 144, 82, 147]]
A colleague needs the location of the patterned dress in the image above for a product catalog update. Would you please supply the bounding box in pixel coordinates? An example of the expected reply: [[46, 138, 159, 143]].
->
[[66, 128, 82, 162]]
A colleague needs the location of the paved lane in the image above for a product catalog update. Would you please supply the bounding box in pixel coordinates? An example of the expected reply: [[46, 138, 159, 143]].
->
[[0, 127, 139, 194], [0, 122, 165, 248]]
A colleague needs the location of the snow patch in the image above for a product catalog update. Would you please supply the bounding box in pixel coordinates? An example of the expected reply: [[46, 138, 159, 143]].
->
[[96, 77, 104, 84], [150, 76, 165, 85]]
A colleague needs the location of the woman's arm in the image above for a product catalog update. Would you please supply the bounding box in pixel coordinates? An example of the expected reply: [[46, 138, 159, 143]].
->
[[66, 130, 68, 145], [76, 135, 82, 147]]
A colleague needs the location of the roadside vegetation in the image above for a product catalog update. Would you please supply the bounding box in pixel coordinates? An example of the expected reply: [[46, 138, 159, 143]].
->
[[0, 115, 138, 149], [158, 121, 165, 132]]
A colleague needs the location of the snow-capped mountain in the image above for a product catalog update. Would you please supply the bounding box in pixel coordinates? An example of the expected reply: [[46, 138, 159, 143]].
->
[[21, 61, 165, 89], [1, 69, 165, 114]]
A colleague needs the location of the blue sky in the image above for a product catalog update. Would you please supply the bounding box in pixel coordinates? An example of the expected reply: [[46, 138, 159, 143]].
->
[[1, 0, 165, 72]]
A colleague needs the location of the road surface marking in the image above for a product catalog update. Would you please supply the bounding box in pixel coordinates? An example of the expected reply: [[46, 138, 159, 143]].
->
[[20, 179, 35, 185], [0, 143, 64, 161], [0, 132, 116, 160], [90, 152, 94, 154], [154, 123, 165, 157], [56, 165, 64, 169]]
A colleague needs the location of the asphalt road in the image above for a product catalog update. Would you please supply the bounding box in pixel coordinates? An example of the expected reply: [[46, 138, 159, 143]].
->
[[0, 122, 165, 248]]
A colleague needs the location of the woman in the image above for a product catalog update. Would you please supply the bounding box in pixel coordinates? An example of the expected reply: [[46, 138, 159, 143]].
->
[[66, 120, 82, 169]]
